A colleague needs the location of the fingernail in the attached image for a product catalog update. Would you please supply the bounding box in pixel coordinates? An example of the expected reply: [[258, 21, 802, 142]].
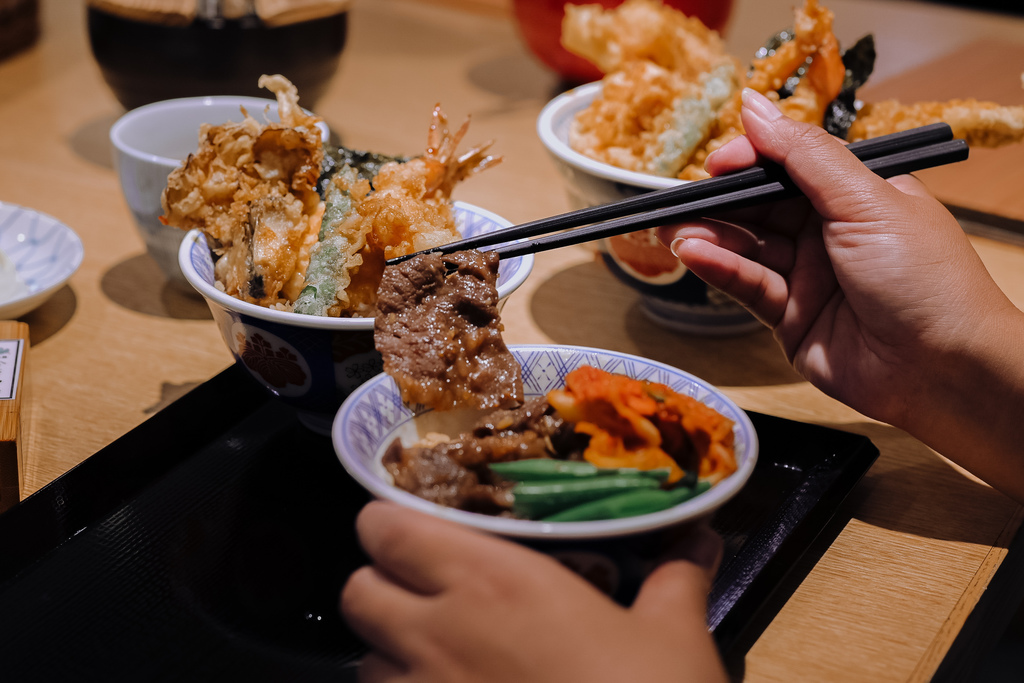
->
[[669, 237, 686, 255], [741, 88, 782, 121]]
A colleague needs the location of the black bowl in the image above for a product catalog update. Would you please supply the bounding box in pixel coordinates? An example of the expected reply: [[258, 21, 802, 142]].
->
[[87, 7, 346, 111]]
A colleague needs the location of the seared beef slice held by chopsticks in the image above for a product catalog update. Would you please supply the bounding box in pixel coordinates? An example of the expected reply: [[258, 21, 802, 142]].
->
[[375, 249, 523, 411]]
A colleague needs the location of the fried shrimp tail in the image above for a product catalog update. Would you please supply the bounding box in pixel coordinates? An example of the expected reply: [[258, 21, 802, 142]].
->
[[295, 104, 501, 318]]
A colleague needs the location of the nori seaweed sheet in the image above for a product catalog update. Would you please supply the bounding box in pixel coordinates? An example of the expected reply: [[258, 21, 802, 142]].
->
[[754, 30, 876, 139], [824, 34, 876, 138], [318, 145, 410, 196]]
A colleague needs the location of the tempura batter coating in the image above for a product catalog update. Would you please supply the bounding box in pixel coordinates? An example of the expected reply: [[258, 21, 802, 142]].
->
[[564, 0, 741, 178], [562, 0, 728, 79], [296, 104, 501, 318], [161, 74, 324, 307], [849, 99, 1024, 148]]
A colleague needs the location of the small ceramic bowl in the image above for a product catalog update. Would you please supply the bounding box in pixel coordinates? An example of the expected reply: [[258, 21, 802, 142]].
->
[[333, 343, 757, 602], [110, 95, 329, 290], [537, 82, 762, 335], [0, 202, 84, 319], [179, 201, 534, 433]]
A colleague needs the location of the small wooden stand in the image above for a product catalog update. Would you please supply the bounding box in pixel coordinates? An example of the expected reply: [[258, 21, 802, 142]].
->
[[0, 321, 29, 513]]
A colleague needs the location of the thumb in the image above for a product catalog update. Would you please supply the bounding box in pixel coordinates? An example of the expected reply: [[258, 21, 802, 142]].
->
[[630, 524, 722, 635], [738, 88, 903, 222]]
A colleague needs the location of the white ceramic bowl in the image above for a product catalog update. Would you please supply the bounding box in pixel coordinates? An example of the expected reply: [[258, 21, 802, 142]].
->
[[333, 343, 757, 539], [537, 83, 761, 335], [333, 343, 756, 601], [180, 201, 534, 433], [0, 202, 84, 319], [110, 96, 329, 289]]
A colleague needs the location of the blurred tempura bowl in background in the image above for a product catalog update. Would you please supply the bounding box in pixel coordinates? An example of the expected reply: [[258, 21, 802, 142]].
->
[[511, 0, 733, 84], [537, 82, 762, 336]]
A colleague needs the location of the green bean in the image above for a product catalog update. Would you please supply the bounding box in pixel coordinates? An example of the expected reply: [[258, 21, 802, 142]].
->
[[489, 460, 673, 483], [489, 459, 599, 481], [667, 480, 711, 504], [541, 480, 713, 522], [541, 489, 677, 522], [511, 476, 660, 519], [608, 467, 672, 482]]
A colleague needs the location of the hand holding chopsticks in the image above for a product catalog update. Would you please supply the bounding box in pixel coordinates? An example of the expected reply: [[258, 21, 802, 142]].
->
[[385, 122, 966, 266]]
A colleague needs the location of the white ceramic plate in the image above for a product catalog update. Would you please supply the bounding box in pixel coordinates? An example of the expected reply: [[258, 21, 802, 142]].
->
[[0, 202, 84, 318]]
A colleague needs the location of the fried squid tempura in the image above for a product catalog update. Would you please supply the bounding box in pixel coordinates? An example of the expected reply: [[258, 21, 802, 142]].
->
[[161, 75, 324, 307]]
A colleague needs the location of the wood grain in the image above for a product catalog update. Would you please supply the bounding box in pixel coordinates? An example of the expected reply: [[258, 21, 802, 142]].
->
[[0, 321, 28, 512], [859, 40, 1024, 222], [0, 0, 1022, 679]]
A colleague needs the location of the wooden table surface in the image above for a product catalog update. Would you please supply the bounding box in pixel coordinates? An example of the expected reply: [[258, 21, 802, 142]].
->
[[2, 0, 1023, 680]]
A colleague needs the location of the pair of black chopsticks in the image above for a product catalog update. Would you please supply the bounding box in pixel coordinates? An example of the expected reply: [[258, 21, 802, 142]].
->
[[385, 123, 966, 266]]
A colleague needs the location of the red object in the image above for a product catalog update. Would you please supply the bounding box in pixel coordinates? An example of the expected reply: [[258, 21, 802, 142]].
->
[[512, 0, 734, 84]]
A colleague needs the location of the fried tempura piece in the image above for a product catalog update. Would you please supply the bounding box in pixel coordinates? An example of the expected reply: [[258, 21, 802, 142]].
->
[[161, 74, 324, 306], [564, 0, 740, 177], [678, 0, 843, 179], [570, 60, 740, 177], [294, 105, 501, 318], [562, 0, 728, 79], [849, 99, 1024, 147]]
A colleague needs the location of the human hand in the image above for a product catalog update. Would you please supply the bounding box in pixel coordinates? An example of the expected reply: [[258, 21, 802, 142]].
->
[[657, 88, 1019, 430], [657, 88, 1024, 502], [341, 501, 728, 683]]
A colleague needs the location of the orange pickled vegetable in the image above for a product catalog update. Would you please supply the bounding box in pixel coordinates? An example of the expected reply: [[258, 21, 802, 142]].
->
[[547, 366, 737, 485]]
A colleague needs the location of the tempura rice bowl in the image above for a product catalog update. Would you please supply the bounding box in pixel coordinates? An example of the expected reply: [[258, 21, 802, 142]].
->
[[333, 344, 757, 602], [179, 201, 533, 433], [537, 83, 761, 336]]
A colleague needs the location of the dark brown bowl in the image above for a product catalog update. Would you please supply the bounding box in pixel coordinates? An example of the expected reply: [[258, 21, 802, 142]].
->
[[87, 7, 346, 111]]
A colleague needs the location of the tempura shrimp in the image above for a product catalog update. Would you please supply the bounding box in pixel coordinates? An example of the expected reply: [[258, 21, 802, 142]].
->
[[678, 0, 843, 179], [294, 105, 502, 317]]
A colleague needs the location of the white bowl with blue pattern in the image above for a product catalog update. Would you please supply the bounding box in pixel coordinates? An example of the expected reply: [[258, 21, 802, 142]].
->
[[333, 343, 757, 539], [537, 84, 762, 336], [0, 202, 84, 319], [179, 201, 533, 433], [333, 343, 757, 602]]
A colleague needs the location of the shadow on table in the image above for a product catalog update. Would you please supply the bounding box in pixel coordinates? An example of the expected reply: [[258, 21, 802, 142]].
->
[[67, 112, 121, 170], [20, 285, 76, 345], [832, 420, 1019, 545], [101, 253, 211, 320], [465, 52, 560, 116], [527, 259, 802, 388]]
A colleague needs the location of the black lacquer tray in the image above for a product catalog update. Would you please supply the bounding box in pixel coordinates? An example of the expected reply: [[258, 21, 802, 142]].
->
[[0, 365, 878, 682]]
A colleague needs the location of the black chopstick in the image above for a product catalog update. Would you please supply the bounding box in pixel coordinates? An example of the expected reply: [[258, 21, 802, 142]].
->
[[384, 122, 959, 266], [488, 138, 968, 259]]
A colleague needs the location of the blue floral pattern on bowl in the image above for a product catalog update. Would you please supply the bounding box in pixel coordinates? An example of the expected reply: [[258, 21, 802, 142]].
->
[[0, 202, 84, 319]]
